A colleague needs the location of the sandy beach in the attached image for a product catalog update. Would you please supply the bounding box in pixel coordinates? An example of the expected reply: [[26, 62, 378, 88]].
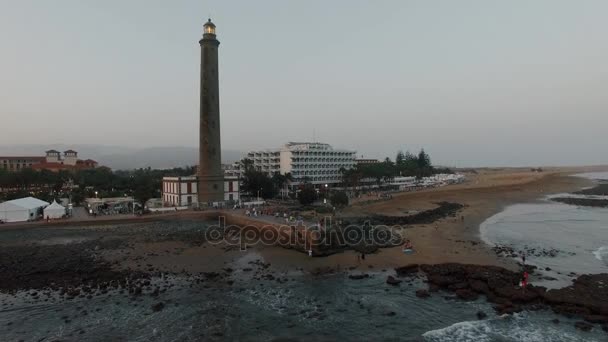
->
[[249, 168, 597, 272], [1, 166, 604, 277], [87, 166, 604, 275]]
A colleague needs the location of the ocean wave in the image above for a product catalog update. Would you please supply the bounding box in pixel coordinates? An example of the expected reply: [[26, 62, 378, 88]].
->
[[593, 246, 608, 263], [422, 314, 598, 342], [422, 319, 495, 342]]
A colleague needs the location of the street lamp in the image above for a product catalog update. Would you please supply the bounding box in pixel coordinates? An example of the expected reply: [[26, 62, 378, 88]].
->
[[95, 191, 98, 198], [257, 188, 261, 201]]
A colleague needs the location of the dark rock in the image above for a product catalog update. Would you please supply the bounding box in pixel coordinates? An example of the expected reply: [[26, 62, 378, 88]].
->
[[385, 311, 396, 317], [495, 304, 522, 315], [395, 264, 419, 276], [551, 319, 560, 324], [574, 321, 593, 332], [469, 279, 489, 294], [386, 276, 402, 286], [428, 283, 440, 292], [416, 289, 430, 298], [348, 274, 369, 280], [203, 272, 220, 279], [151, 302, 165, 312], [584, 315, 608, 324], [476, 311, 487, 320], [455, 289, 478, 301]]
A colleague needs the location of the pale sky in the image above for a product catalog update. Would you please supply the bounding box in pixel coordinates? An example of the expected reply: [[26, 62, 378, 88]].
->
[[1, 0, 607, 167]]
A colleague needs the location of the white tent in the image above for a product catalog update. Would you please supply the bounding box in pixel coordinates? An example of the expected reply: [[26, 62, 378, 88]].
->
[[0, 197, 50, 223], [44, 200, 66, 219]]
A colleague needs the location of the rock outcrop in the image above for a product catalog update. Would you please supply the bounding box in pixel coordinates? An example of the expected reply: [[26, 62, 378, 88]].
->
[[402, 263, 608, 330]]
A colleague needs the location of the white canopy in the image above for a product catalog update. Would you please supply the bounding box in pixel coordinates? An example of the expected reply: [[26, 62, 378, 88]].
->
[[43, 200, 66, 219], [0, 197, 50, 222]]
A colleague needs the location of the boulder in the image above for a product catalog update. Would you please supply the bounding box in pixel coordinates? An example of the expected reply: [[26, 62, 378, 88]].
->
[[469, 279, 489, 294], [151, 302, 165, 312], [455, 289, 479, 301], [476, 311, 487, 320], [348, 274, 369, 280], [395, 264, 419, 276], [416, 289, 430, 298], [574, 321, 593, 332], [552, 305, 591, 317], [386, 276, 402, 286], [428, 283, 440, 292], [495, 304, 522, 315], [584, 315, 608, 324]]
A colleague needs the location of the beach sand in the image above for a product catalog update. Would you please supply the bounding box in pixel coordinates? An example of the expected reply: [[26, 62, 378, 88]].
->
[[99, 167, 603, 275], [252, 168, 599, 272]]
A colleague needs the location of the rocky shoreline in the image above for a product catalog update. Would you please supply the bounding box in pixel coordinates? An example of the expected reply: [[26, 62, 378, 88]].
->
[[574, 183, 608, 196], [2, 239, 606, 335], [394, 263, 608, 333], [343, 201, 464, 226], [551, 197, 608, 208]]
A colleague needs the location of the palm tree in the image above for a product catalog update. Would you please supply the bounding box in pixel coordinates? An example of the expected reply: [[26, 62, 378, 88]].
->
[[241, 158, 254, 172]]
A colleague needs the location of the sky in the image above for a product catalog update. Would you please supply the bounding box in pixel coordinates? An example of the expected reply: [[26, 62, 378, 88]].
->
[[1, 0, 607, 167]]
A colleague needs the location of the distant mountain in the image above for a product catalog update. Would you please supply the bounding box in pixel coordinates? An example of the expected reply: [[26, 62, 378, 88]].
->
[[0, 144, 245, 170]]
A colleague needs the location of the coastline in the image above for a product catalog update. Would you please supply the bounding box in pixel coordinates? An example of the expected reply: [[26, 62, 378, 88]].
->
[[254, 168, 597, 272], [0, 167, 599, 273], [2, 167, 608, 339]]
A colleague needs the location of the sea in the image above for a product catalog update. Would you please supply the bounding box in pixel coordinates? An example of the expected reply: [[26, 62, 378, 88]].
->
[[0, 173, 607, 341]]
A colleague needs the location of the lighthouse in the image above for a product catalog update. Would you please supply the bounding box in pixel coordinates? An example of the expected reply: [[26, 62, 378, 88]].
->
[[197, 19, 224, 204]]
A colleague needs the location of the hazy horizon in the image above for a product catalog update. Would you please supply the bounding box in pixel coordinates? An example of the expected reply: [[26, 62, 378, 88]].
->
[[1, 0, 607, 167]]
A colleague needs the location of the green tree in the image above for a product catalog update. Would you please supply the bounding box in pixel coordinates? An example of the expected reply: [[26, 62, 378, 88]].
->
[[396, 150, 405, 165], [298, 185, 317, 206], [132, 170, 157, 211], [417, 148, 431, 169], [330, 191, 349, 208], [240, 158, 254, 172], [242, 170, 276, 199]]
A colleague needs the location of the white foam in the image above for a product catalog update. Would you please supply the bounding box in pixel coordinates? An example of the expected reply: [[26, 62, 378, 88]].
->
[[422, 320, 494, 342], [422, 314, 600, 342], [593, 246, 608, 262]]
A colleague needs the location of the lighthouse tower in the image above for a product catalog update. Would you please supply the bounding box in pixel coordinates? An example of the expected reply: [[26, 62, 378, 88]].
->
[[197, 19, 224, 204]]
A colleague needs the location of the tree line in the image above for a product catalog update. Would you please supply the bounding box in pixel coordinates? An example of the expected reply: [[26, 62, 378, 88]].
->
[[340, 149, 451, 188], [0, 166, 197, 206]]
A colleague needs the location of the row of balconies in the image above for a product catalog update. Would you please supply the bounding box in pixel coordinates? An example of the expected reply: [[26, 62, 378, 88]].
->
[[291, 152, 354, 157], [292, 175, 342, 182], [292, 169, 342, 175], [248, 152, 280, 157], [292, 164, 354, 169]]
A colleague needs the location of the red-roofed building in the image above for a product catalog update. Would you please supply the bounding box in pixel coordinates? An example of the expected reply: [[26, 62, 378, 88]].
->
[[0, 150, 100, 172]]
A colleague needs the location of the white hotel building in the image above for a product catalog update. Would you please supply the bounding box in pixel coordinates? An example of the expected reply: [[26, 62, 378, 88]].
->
[[246, 142, 356, 188]]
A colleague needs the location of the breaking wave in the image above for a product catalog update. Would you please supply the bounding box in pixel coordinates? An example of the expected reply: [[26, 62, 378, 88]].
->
[[593, 246, 608, 264], [422, 314, 600, 342]]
